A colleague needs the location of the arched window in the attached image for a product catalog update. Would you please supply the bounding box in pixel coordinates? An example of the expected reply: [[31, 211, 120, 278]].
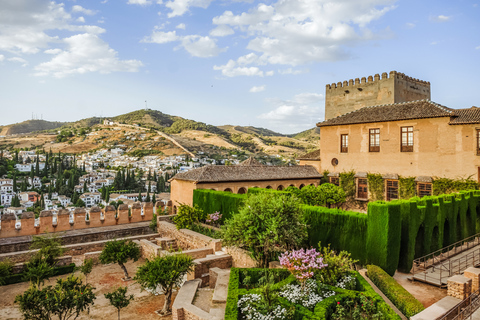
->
[[238, 187, 247, 194], [289, 184, 294, 187], [266, 185, 272, 189], [173, 206, 177, 214], [277, 185, 284, 191], [299, 184, 305, 189], [224, 188, 233, 193]]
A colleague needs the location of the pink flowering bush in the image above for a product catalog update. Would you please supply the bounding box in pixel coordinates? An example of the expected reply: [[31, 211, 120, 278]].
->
[[279, 248, 327, 283], [206, 211, 222, 225]]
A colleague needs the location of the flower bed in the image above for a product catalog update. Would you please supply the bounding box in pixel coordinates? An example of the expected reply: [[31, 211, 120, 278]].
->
[[226, 268, 401, 320], [188, 223, 222, 239]]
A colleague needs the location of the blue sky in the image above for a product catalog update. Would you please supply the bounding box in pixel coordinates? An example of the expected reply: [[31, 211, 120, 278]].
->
[[0, 0, 479, 134]]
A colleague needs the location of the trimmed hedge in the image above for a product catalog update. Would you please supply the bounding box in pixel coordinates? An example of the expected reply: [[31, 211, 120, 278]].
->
[[0, 263, 76, 286], [367, 265, 425, 318], [193, 189, 247, 220], [247, 187, 292, 196], [303, 205, 368, 264], [225, 268, 401, 320]]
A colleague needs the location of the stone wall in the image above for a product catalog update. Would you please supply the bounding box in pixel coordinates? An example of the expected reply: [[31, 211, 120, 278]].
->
[[187, 254, 232, 287], [0, 202, 160, 238], [222, 246, 257, 268], [447, 275, 472, 300], [157, 221, 222, 252]]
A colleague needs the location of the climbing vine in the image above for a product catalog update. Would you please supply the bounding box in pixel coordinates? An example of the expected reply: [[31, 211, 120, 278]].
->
[[399, 176, 416, 199], [432, 177, 479, 195], [339, 171, 356, 201], [367, 173, 384, 201]]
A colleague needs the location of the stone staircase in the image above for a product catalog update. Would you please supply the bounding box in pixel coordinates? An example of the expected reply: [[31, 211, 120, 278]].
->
[[157, 237, 178, 252]]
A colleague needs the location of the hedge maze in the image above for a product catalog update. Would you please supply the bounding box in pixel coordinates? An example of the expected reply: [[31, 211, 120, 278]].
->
[[193, 189, 480, 275]]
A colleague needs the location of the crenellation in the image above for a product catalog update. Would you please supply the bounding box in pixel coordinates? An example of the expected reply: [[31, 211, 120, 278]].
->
[[325, 70, 431, 119]]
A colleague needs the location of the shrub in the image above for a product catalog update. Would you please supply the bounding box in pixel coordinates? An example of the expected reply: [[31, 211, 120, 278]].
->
[[367, 265, 424, 318], [0, 259, 14, 285], [315, 243, 358, 286], [173, 203, 205, 229], [100, 240, 141, 280]]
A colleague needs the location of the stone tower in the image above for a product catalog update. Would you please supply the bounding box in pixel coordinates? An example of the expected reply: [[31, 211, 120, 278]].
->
[[324, 71, 431, 120]]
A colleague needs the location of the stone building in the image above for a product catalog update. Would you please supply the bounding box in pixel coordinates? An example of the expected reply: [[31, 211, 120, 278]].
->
[[317, 72, 480, 201], [170, 158, 322, 210], [325, 71, 431, 120]]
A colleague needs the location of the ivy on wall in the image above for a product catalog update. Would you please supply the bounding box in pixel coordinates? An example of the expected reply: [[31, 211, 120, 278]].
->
[[399, 176, 416, 200], [339, 170, 356, 201], [367, 173, 384, 201], [433, 177, 479, 195]]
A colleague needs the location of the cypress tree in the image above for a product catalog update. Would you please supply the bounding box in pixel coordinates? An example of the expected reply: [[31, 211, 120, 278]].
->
[[83, 180, 88, 193], [13, 173, 17, 192], [138, 189, 142, 202], [35, 155, 40, 176], [152, 193, 156, 205], [11, 195, 20, 207], [146, 188, 150, 202], [105, 188, 110, 203]]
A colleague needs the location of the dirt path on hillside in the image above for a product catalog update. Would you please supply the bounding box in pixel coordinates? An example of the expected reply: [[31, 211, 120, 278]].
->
[[0, 259, 175, 320]]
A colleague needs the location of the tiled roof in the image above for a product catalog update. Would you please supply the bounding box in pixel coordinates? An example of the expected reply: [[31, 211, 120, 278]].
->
[[238, 157, 265, 166], [172, 164, 322, 183], [317, 100, 454, 127], [449, 107, 480, 125], [297, 149, 320, 160]]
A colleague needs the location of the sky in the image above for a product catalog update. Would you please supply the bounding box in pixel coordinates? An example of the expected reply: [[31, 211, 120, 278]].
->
[[0, 0, 479, 134]]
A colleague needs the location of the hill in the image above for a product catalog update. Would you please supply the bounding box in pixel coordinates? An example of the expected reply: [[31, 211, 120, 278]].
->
[[0, 120, 66, 136], [290, 127, 320, 143]]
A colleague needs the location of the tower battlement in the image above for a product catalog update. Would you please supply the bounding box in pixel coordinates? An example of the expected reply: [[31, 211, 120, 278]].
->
[[324, 71, 431, 120]]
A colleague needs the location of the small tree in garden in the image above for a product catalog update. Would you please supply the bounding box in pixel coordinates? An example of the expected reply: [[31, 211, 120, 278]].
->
[[315, 243, 358, 286], [22, 259, 54, 288], [15, 275, 96, 320], [134, 254, 194, 316], [100, 240, 141, 280], [279, 248, 327, 286], [105, 286, 134, 320], [222, 193, 307, 268], [318, 183, 346, 208], [0, 258, 14, 285], [30, 234, 65, 266], [80, 258, 94, 284]]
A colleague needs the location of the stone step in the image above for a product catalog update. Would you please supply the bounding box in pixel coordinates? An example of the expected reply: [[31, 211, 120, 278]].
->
[[212, 273, 229, 304]]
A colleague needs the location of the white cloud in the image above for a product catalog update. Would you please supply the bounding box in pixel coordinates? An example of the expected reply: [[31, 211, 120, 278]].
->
[[142, 30, 179, 43], [143, 30, 225, 57], [34, 33, 143, 78], [176, 23, 186, 30], [213, 53, 273, 77], [406, 22, 415, 29], [8, 57, 28, 67], [212, 0, 396, 67], [209, 25, 234, 37], [278, 68, 308, 75], [0, 1, 104, 54], [0, 55, 4, 62], [250, 85, 266, 93], [476, 46, 480, 50], [127, 0, 153, 5], [72, 5, 97, 15], [430, 15, 450, 22], [76, 16, 85, 23], [165, 0, 213, 18], [258, 92, 324, 133], [44, 48, 62, 54]]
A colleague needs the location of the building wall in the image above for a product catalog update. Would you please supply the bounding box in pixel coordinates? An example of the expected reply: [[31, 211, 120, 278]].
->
[[325, 71, 431, 120], [171, 178, 322, 208], [299, 160, 321, 173], [319, 117, 480, 180]]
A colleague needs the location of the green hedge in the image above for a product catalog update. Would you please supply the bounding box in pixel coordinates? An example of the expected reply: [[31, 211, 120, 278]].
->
[[302, 205, 368, 264], [0, 263, 76, 286], [193, 189, 247, 220], [367, 265, 425, 318], [247, 187, 292, 196], [366, 201, 402, 276], [226, 268, 401, 320]]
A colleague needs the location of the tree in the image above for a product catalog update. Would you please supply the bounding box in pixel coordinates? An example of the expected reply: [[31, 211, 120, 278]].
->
[[137, 189, 142, 202], [318, 183, 346, 208], [75, 198, 85, 207], [99, 240, 141, 280], [79, 258, 94, 284], [105, 188, 110, 203], [0, 258, 14, 285], [172, 204, 205, 230], [30, 234, 65, 266], [135, 254, 194, 315], [15, 275, 96, 320], [151, 193, 156, 205], [105, 287, 134, 320], [22, 259, 54, 288], [222, 193, 307, 268], [11, 194, 21, 207]]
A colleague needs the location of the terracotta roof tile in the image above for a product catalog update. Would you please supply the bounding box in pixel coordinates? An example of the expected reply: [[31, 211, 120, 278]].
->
[[449, 107, 480, 125], [172, 164, 322, 183], [317, 100, 453, 127]]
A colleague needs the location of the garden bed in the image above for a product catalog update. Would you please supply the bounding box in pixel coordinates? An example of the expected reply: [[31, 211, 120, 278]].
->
[[226, 268, 401, 320]]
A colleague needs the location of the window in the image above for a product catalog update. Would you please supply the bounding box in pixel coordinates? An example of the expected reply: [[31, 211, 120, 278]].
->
[[341, 134, 348, 153], [369, 128, 380, 152], [401, 126, 414, 152], [418, 183, 432, 197], [330, 177, 339, 186], [357, 178, 368, 199], [477, 129, 480, 155], [386, 180, 399, 201]]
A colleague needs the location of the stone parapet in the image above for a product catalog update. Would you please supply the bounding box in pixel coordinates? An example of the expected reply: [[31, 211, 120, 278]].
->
[[464, 267, 480, 292], [447, 275, 472, 300]]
